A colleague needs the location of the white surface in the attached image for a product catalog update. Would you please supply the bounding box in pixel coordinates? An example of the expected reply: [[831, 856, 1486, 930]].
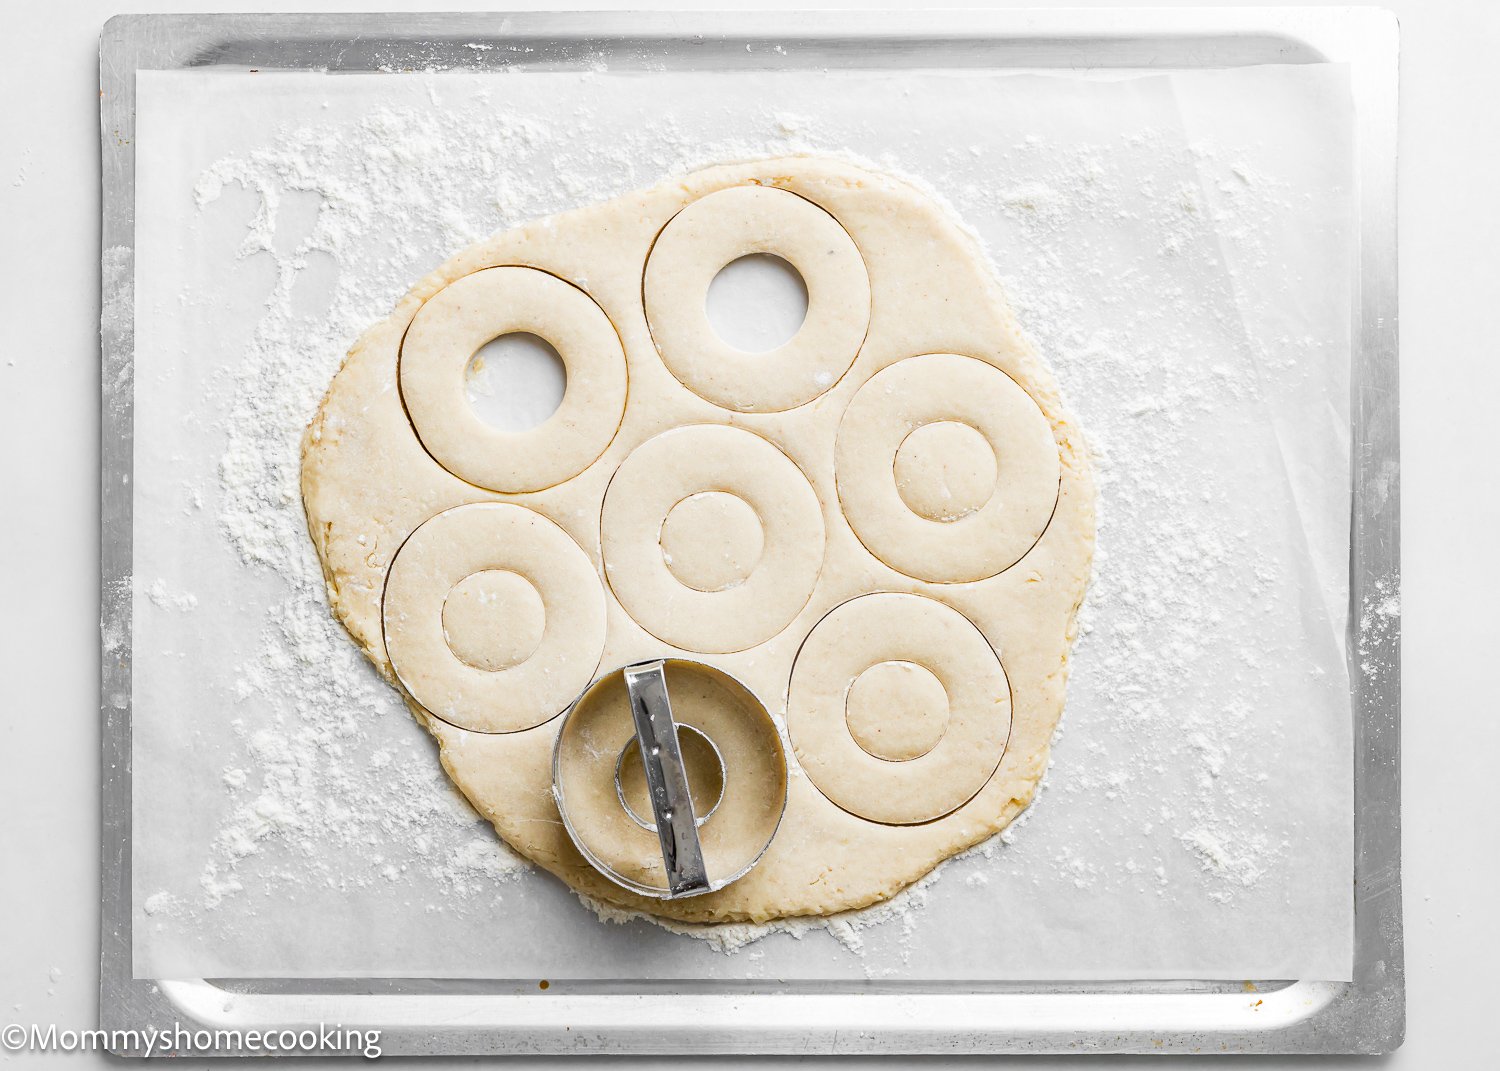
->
[[706, 254, 810, 353], [128, 62, 1352, 983], [0, 0, 1494, 1065]]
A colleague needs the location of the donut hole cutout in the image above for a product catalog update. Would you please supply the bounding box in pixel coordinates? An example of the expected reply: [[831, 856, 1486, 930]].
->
[[786, 592, 1011, 825], [659, 491, 766, 593], [705, 254, 809, 353], [893, 421, 998, 523], [441, 569, 545, 673], [835, 354, 1062, 584], [615, 723, 727, 830], [844, 660, 952, 762], [600, 424, 825, 654], [464, 332, 567, 432], [381, 503, 608, 734]]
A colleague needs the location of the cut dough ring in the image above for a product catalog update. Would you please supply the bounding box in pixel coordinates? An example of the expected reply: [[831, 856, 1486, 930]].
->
[[381, 502, 607, 734], [836, 353, 1062, 584], [553, 659, 789, 899], [601, 424, 826, 654], [786, 592, 1012, 825], [643, 184, 871, 413], [399, 266, 628, 493]]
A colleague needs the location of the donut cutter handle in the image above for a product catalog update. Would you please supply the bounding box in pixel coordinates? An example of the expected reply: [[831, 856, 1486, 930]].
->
[[622, 660, 710, 898]]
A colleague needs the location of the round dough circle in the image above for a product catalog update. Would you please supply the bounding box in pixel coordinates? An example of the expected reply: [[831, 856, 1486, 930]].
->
[[399, 267, 627, 492], [786, 592, 1011, 825], [659, 491, 765, 593], [643, 185, 871, 413], [844, 660, 951, 762], [893, 420, 998, 522], [601, 425, 824, 653], [836, 354, 1061, 583], [554, 660, 788, 897], [441, 569, 545, 672], [382, 503, 606, 733]]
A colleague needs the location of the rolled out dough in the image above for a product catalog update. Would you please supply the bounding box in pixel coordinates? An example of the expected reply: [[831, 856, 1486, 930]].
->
[[301, 155, 1095, 924]]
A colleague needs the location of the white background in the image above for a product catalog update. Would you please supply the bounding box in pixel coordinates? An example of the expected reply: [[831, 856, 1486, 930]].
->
[[0, 0, 1493, 1066]]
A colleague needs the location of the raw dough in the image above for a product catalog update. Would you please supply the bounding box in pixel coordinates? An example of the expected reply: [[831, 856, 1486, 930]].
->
[[786, 593, 1011, 825], [643, 185, 870, 412], [381, 503, 606, 734], [844, 660, 949, 762], [658, 491, 765, 593], [301, 155, 1096, 924], [600, 424, 824, 654], [836, 353, 1061, 583], [400, 266, 627, 492]]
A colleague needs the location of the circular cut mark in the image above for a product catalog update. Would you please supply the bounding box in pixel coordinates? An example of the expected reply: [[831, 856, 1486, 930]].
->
[[659, 491, 765, 593], [383, 503, 606, 734], [893, 420, 998, 523], [786, 592, 1011, 825], [615, 723, 727, 830], [441, 569, 546, 672], [400, 267, 627, 492], [602, 425, 824, 654], [644, 185, 870, 413], [705, 254, 809, 353], [464, 332, 568, 432], [837, 354, 1061, 583], [845, 660, 951, 762], [553, 660, 788, 898]]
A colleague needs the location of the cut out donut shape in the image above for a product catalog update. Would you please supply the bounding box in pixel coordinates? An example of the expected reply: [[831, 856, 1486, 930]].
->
[[553, 660, 787, 898], [382, 503, 607, 734], [601, 425, 825, 654], [787, 592, 1011, 825], [836, 354, 1061, 584], [400, 267, 628, 492], [644, 185, 871, 413]]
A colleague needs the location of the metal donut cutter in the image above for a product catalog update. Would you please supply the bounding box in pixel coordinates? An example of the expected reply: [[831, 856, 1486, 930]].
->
[[552, 659, 788, 899]]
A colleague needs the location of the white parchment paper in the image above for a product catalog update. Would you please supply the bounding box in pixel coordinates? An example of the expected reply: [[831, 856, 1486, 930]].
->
[[131, 63, 1354, 981]]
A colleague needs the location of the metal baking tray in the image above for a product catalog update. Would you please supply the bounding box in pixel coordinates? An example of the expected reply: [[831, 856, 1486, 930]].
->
[[98, 8, 1401, 1056]]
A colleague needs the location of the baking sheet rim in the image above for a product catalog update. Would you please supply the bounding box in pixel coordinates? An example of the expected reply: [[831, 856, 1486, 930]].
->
[[96, 7, 1401, 1056]]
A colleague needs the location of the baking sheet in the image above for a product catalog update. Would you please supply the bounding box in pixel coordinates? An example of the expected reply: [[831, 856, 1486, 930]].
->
[[131, 62, 1354, 981]]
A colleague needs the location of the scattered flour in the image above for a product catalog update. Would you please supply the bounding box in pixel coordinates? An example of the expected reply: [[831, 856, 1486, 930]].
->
[[582, 865, 935, 972], [144, 577, 198, 612], [142, 890, 180, 917], [1357, 574, 1401, 683]]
